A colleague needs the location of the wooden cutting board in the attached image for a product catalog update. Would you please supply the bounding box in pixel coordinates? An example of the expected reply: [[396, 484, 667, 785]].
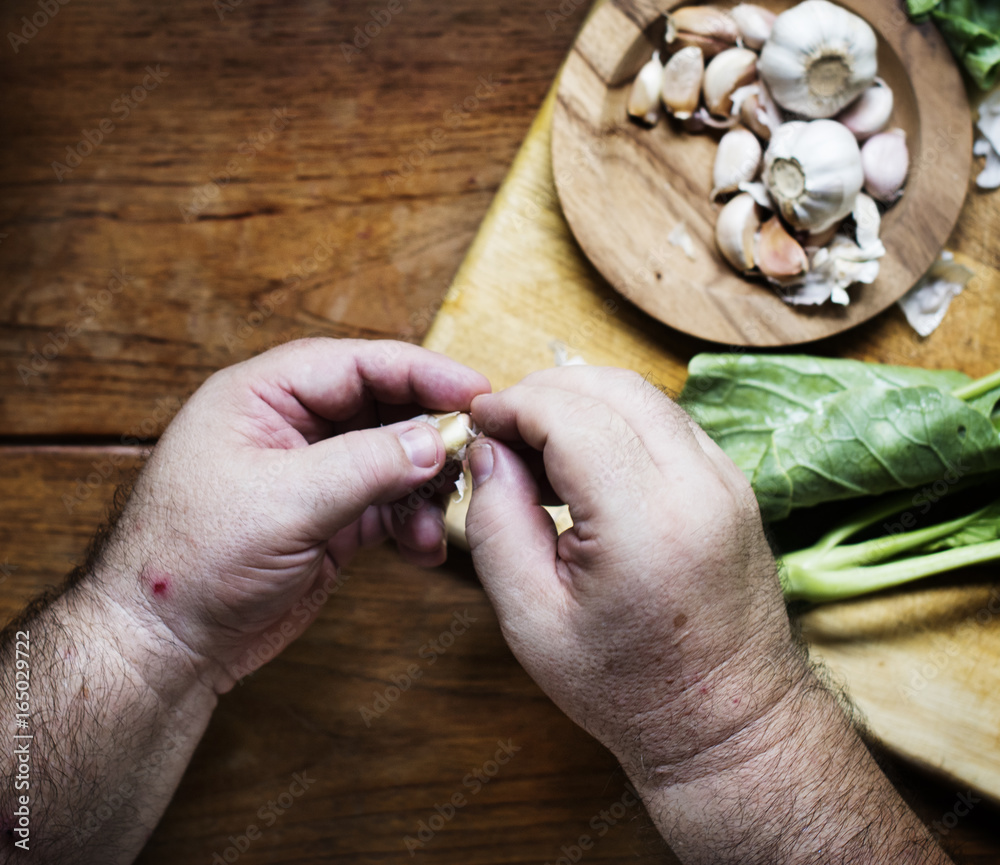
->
[[423, 18, 1000, 804]]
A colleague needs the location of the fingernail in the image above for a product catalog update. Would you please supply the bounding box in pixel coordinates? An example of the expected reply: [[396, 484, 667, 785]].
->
[[399, 426, 440, 468], [469, 442, 494, 488]]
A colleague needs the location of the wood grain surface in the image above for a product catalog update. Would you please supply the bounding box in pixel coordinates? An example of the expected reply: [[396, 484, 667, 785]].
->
[[1, 0, 999, 861], [551, 0, 972, 345]]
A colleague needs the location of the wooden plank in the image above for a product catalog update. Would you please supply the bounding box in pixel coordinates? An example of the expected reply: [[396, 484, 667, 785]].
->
[[0, 0, 588, 436], [422, 19, 1000, 809]]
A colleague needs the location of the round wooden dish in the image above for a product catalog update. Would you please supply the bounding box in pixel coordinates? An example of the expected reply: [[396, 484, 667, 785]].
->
[[552, 0, 972, 347]]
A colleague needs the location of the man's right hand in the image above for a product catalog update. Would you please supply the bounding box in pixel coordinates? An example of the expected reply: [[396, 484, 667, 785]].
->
[[464, 366, 952, 865]]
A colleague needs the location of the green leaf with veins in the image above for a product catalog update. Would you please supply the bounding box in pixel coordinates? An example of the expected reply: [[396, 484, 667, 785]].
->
[[680, 355, 1000, 522]]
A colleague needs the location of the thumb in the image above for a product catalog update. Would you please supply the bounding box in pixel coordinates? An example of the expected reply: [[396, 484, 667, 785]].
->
[[465, 439, 561, 626], [287, 421, 445, 540]]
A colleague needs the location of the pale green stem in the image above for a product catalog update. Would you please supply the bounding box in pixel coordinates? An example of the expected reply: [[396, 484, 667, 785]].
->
[[952, 368, 1000, 403], [781, 539, 1000, 602]]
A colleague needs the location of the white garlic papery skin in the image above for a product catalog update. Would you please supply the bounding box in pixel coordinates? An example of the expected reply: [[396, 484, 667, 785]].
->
[[731, 4, 775, 51], [758, 0, 878, 119], [861, 128, 909, 203], [628, 52, 663, 125], [763, 119, 864, 232], [712, 128, 762, 199], [836, 80, 894, 140]]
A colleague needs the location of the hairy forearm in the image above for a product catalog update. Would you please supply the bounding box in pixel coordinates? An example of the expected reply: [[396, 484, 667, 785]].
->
[[632, 663, 953, 865], [0, 572, 217, 863]]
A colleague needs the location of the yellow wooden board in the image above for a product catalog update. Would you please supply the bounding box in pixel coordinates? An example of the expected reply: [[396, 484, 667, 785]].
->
[[424, 42, 1000, 804]]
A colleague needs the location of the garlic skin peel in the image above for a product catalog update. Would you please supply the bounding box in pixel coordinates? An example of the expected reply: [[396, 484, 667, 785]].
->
[[763, 119, 864, 233], [758, 0, 878, 119]]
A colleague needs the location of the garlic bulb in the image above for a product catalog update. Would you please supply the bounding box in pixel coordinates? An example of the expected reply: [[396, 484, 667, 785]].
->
[[665, 6, 739, 59], [861, 128, 909, 203], [763, 119, 864, 232], [628, 52, 663, 125], [711, 128, 762, 200], [731, 4, 775, 51], [703, 47, 757, 116], [661, 46, 705, 120], [758, 0, 878, 119], [716, 192, 761, 272]]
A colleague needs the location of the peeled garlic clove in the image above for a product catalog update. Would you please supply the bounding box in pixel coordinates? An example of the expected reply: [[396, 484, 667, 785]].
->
[[666, 6, 739, 51], [628, 51, 663, 125], [837, 80, 894, 140], [413, 411, 477, 460], [852, 192, 885, 256], [763, 119, 864, 232], [759, 0, 878, 119], [861, 128, 909, 203], [661, 46, 704, 120], [716, 192, 761, 272], [703, 47, 757, 116], [711, 128, 762, 200], [731, 4, 775, 51], [757, 215, 809, 280]]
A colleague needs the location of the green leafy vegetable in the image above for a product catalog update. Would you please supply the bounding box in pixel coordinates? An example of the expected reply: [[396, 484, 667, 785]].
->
[[680, 354, 1000, 602], [680, 355, 1000, 522], [908, 0, 1000, 90]]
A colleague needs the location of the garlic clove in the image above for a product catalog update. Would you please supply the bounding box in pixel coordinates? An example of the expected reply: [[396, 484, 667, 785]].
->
[[763, 119, 864, 233], [861, 128, 909, 203], [757, 215, 809, 280], [628, 51, 663, 125], [758, 0, 878, 119], [661, 46, 705, 120], [836, 79, 894, 140], [703, 47, 757, 116], [711, 128, 762, 200], [666, 6, 739, 50], [716, 192, 761, 272], [731, 4, 775, 51]]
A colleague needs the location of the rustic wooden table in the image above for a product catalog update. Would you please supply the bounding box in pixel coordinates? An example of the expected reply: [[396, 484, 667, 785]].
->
[[1, 0, 998, 862]]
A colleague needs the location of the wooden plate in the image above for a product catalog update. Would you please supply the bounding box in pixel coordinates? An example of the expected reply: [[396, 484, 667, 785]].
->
[[552, 0, 972, 346]]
